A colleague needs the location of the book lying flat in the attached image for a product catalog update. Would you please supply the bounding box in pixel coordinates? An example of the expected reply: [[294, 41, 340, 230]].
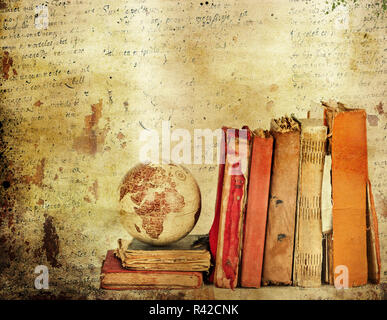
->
[[101, 250, 203, 290], [210, 126, 252, 289], [262, 117, 300, 286], [240, 130, 273, 288], [114, 235, 211, 272], [293, 119, 326, 287]]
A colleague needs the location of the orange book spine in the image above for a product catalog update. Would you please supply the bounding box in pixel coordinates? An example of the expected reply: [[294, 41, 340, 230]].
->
[[241, 134, 273, 288], [332, 110, 368, 287]]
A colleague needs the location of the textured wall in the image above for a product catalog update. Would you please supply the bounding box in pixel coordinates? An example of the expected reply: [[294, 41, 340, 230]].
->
[[0, 0, 385, 299]]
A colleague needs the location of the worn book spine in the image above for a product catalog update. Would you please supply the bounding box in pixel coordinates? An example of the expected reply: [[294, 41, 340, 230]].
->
[[293, 121, 326, 287], [321, 155, 333, 284], [332, 110, 368, 287], [366, 180, 381, 284], [240, 131, 273, 288], [101, 250, 203, 290], [116, 250, 211, 271], [115, 236, 211, 272], [213, 127, 252, 289], [209, 127, 227, 283], [262, 117, 300, 286], [101, 271, 203, 290]]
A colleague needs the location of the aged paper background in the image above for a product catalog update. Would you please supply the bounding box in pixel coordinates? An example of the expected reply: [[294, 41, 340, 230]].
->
[[0, 0, 386, 299]]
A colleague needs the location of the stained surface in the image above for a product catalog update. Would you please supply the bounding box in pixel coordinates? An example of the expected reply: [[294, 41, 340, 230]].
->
[[0, 0, 386, 299]]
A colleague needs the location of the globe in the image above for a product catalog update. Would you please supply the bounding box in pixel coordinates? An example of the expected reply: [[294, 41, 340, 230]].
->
[[119, 163, 201, 246]]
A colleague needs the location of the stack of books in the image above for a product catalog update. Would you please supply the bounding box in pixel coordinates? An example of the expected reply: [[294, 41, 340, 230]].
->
[[100, 235, 211, 290], [209, 102, 381, 289]]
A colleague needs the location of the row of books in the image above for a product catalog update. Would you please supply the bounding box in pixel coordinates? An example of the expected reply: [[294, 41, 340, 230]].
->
[[209, 101, 381, 289], [100, 101, 381, 290]]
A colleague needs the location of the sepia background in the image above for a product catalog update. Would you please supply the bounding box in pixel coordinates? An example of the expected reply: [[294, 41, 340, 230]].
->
[[0, 0, 386, 299]]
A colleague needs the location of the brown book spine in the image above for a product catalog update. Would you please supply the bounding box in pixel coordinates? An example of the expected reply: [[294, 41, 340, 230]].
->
[[240, 132, 273, 288], [262, 119, 300, 286], [332, 110, 368, 287]]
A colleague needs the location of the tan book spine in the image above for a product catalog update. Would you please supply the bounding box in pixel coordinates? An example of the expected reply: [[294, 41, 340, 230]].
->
[[293, 121, 326, 287], [321, 155, 333, 284]]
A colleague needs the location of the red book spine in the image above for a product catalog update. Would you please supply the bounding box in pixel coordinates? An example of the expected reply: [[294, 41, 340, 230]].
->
[[241, 134, 273, 288], [211, 127, 252, 289]]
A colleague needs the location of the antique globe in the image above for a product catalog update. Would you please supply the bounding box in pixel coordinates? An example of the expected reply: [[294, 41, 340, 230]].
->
[[119, 163, 201, 246]]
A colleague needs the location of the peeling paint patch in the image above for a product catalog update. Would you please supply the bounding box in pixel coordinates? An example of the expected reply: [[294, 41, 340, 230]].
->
[[89, 180, 98, 202], [22, 158, 46, 188], [117, 132, 125, 140], [2, 51, 15, 80], [375, 102, 384, 115], [42, 215, 61, 268], [367, 115, 379, 126], [73, 100, 109, 155]]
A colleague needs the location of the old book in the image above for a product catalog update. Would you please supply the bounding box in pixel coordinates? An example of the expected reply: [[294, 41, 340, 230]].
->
[[240, 130, 273, 288], [329, 106, 369, 287], [366, 180, 381, 284], [321, 155, 333, 284], [262, 117, 300, 286], [114, 235, 211, 272], [293, 119, 326, 287], [210, 126, 252, 289], [209, 127, 227, 283], [101, 250, 203, 290]]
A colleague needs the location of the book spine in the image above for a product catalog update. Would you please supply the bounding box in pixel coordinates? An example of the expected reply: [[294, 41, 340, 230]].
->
[[366, 180, 381, 284], [213, 127, 252, 289], [293, 125, 326, 287], [208, 127, 227, 283], [240, 134, 273, 288], [101, 271, 203, 290], [332, 110, 368, 287], [262, 130, 300, 285], [321, 155, 333, 284]]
